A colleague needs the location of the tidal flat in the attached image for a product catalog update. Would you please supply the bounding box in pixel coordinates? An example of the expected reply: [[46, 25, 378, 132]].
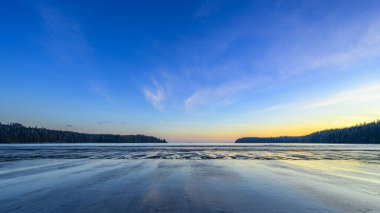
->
[[0, 144, 379, 213]]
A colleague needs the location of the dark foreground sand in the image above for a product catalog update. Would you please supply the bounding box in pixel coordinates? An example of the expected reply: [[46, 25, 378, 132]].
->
[[1, 159, 379, 213]]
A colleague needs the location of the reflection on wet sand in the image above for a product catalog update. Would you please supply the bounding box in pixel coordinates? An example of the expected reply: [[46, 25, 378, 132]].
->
[[0, 144, 379, 212], [0, 159, 379, 213]]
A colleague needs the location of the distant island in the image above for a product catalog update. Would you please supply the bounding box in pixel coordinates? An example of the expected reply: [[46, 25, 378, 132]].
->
[[236, 121, 380, 144], [0, 122, 167, 143]]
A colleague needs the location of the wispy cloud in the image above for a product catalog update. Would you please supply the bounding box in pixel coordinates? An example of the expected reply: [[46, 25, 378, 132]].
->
[[298, 83, 380, 110], [143, 85, 165, 110], [152, 3, 380, 117], [185, 84, 240, 111], [299, 21, 380, 72], [65, 124, 74, 127], [142, 69, 178, 111], [262, 82, 380, 112], [268, 15, 380, 77], [185, 76, 269, 111]]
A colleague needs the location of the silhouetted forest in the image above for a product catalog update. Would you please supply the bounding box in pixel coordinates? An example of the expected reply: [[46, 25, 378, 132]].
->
[[0, 123, 167, 143], [236, 121, 380, 144]]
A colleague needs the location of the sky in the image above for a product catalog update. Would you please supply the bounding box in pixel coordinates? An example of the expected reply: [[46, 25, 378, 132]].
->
[[1, 0, 380, 142]]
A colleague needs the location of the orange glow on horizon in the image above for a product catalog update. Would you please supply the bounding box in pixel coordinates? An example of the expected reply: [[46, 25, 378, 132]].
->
[[163, 117, 379, 142]]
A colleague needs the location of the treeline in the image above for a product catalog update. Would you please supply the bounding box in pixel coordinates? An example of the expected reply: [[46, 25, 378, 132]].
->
[[0, 122, 167, 143], [236, 120, 380, 144]]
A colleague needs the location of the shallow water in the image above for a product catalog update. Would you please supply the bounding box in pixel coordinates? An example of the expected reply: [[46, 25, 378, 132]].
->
[[1, 143, 379, 213], [1, 143, 379, 161]]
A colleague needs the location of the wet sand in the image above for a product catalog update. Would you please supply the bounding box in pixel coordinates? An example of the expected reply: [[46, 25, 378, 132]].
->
[[1, 143, 379, 160], [1, 159, 379, 213]]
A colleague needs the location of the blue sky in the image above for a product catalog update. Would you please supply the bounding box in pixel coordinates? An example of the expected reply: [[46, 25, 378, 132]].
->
[[1, 0, 380, 142]]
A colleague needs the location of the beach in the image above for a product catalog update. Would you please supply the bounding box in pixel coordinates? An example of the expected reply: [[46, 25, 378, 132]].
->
[[0, 144, 379, 213]]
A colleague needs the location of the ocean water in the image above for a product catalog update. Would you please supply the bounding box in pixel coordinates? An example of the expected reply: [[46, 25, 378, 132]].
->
[[0, 143, 379, 161]]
